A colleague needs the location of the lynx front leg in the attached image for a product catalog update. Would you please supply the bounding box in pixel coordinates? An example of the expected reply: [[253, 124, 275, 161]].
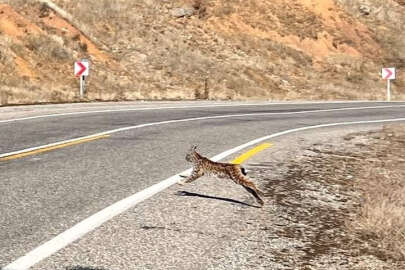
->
[[178, 169, 203, 185]]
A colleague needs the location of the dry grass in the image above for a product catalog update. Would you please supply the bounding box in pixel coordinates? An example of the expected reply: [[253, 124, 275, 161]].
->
[[1, 0, 404, 104], [347, 125, 405, 262], [395, 0, 405, 6], [275, 124, 405, 266], [24, 34, 71, 61], [49, 0, 402, 100], [48, 0, 405, 101], [258, 125, 405, 268]]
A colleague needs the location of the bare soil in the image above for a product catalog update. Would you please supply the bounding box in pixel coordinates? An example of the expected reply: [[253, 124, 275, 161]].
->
[[1, 0, 404, 104]]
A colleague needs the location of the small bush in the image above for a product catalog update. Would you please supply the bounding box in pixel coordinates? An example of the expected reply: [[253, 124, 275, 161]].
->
[[0, 90, 9, 105], [25, 34, 71, 61], [347, 125, 405, 261]]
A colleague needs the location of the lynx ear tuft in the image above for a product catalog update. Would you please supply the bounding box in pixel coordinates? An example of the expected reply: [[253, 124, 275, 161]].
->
[[191, 145, 198, 151]]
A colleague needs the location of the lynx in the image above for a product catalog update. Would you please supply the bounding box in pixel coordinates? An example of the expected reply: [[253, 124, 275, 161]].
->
[[178, 146, 265, 206]]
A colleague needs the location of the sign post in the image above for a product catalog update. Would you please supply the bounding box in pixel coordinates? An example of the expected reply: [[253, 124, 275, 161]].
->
[[387, 77, 391, 102], [79, 75, 85, 97], [74, 59, 90, 98], [382, 67, 396, 102]]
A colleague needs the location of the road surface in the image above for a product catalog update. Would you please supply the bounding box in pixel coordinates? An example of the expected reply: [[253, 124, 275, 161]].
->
[[0, 101, 404, 269]]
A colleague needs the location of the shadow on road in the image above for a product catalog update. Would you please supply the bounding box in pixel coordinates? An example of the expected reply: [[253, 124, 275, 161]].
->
[[176, 190, 260, 208]]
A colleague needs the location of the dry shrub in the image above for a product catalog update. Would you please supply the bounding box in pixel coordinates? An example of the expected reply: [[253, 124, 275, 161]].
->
[[353, 174, 405, 260], [193, 78, 209, 99], [24, 34, 70, 61], [214, 5, 234, 17], [0, 90, 9, 105], [345, 72, 363, 83], [348, 125, 405, 261], [394, 0, 405, 6], [180, 0, 206, 16], [9, 42, 25, 55], [50, 90, 65, 103]]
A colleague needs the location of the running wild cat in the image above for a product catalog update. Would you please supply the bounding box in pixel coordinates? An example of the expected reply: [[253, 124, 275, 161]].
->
[[178, 145, 265, 206]]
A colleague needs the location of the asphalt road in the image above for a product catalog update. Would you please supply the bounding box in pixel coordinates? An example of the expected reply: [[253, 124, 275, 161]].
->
[[0, 101, 404, 269]]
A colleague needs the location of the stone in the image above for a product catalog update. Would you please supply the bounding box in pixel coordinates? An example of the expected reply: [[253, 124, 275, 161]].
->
[[170, 6, 195, 18], [359, 5, 371, 16]]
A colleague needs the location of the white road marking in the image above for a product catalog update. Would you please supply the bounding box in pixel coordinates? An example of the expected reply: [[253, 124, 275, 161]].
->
[[0, 102, 402, 124], [4, 116, 405, 270], [1, 104, 405, 159], [0, 102, 293, 123]]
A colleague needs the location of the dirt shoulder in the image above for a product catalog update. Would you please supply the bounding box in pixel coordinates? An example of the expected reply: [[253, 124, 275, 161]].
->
[[251, 124, 405, 269]]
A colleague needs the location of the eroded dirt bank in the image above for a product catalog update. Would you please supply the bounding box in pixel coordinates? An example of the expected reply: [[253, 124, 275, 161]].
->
[[1, 0, 405, 105]]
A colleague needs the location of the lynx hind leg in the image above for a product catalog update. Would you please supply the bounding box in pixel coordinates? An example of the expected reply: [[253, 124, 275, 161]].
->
[[243, 185, 264, 206], [233, 174, 264, 206]]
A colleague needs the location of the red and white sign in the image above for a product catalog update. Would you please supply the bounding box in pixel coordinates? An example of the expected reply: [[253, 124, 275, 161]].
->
[[382, 67, 396, 80], [74, 60, 89, 77]]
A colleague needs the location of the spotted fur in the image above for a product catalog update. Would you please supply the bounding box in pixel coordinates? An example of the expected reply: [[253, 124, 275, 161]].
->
[[179, 145, 264, 206]]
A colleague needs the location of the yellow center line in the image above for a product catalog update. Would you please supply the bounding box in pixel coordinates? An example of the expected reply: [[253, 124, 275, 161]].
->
[[231, 143, 272, 164], [0, 135, 110, 161]]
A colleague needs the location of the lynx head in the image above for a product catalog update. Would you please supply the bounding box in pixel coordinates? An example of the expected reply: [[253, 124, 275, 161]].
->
[[185, 145, 198, 162]]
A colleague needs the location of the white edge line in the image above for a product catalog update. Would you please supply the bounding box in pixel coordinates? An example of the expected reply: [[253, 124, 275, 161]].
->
[[1, 104, 405, 159], [0, 104, 245, 123], [0, 102, 403, 124], [0, 103, 302, 123], [4, 120, 405, 269]]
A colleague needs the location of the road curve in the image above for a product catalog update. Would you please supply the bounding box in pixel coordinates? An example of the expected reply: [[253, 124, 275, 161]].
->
[[1, 101, 404, 268]]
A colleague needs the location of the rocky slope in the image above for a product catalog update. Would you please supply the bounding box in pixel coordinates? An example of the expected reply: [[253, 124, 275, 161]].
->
[[0, 0, 404, 105]]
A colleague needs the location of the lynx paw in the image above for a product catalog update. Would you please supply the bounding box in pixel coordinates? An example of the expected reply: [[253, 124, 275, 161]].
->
[[177, 179, 186, 185]]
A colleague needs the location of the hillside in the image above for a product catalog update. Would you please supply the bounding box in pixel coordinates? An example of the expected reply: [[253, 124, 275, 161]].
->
[[0, 0, 404, 105]]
